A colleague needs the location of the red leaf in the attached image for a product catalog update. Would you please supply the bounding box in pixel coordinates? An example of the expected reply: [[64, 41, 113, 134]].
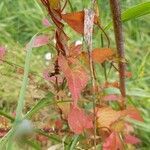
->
[[92, 48, 114, 63], [68, 106, 93, 134], [62, 11, 98, 34], [125, 134, 141, 145], [124, 106, 143, 122], [103, 132, 122, 150], [26, 35, 50, 48], [58, 55, 89, 105], [69, 43, 82, 57]]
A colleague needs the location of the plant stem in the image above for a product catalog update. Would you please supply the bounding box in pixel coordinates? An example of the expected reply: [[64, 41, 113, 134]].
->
[[84, 9, 97, 150], [109, 0, 126, 107]]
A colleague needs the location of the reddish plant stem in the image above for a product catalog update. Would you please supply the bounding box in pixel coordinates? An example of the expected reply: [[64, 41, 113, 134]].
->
[[109, 0, 126, 106]]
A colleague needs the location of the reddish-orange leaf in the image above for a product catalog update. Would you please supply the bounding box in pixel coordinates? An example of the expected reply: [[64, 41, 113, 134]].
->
[[96, 107, 122, 130], [58, 55, 89, 105], [103, 132, 122, 150], [62, 11, 98, 34], [124, 106, 143, 122], [92, 48, 114, 63], [125, 134, 141, 145], [68, 106, 93, 134], [62, 11, 84, 34]]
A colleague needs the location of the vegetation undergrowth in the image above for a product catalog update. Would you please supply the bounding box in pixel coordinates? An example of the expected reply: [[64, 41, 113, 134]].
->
[[0, 0, 149, 149]]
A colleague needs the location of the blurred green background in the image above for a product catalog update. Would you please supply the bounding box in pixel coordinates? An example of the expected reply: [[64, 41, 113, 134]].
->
[[0, 0, 150, 149]]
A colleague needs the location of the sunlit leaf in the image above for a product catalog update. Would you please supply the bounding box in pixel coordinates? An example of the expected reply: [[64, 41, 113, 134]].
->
[[62, 11, 98, 34]]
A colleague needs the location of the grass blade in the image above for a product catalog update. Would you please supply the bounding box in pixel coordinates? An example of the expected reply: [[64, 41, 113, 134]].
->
[[105, 2, 150, 30]]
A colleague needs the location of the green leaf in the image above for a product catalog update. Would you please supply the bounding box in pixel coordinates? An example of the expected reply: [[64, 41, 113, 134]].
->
[[69, 135, 79, 150], [122, 2, 150, 22], [105, 2, 150, 30]]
